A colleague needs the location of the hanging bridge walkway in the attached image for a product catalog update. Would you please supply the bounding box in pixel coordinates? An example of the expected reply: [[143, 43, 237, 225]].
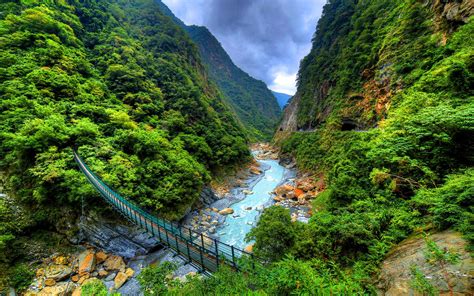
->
[[73, 151, 254, 274]]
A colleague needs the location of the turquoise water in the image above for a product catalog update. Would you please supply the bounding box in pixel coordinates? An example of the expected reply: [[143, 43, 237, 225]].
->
[[219, 159, 286, 249]]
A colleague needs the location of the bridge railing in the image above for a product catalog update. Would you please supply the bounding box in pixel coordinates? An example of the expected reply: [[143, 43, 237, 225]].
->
[[73, 151, 254, 273]]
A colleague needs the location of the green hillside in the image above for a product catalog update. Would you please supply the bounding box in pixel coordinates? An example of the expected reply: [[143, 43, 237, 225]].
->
[[156, 1, 281, 140], [0, 0, 249, 278]]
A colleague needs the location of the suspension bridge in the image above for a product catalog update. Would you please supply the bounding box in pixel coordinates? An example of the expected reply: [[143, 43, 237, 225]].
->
[[73, 150, 255, 274]]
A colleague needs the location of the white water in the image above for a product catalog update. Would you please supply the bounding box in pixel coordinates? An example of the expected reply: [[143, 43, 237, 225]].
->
[[218, 158, 287, 249]]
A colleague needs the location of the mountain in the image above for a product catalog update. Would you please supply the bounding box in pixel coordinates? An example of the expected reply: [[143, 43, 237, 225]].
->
[[0, 0, 250, 271], [156, 1, 281, 140], [272, 91, 292, 109], [271, 0, 473, 293]]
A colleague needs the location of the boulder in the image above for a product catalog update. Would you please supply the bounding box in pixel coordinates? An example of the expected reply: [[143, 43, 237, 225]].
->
[[294, 188, 305, 198], [114, 271, 129, 289], [78, 250, 96, 276], [125, 268, 135, 278], [52, 255, 68, 265], [72, 286, 81, 296], [44, 264, 72, 281], [38, 282, 76, 296], [249, 166, 262, 175], [103, 255, 126, 271], [71, 274, 79, 282], [245, 206, 252, 210], [98, 269, 108, 278], [273, 196, 283, 202], [219, 208, 234, 215], [95, 251, 108, 264], [242, 189, 254, 195], [274, 184, 294, 196], [44, 278, 56, 286], [376, 230, 473, 295]]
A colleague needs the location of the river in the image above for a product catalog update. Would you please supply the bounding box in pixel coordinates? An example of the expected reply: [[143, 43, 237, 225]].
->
[[218, 154, 291, 249]]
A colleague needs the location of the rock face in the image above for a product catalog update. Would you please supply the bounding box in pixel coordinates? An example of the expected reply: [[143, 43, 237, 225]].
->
[[80, 215, 159, 259], [376, 230, 473, 295], [104, 255, 126, 271]]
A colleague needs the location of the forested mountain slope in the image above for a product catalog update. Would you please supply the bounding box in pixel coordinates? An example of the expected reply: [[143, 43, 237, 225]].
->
[[269, 0, 473, 291], [0, 0, 249, 273], [156, 1, 281, 140]]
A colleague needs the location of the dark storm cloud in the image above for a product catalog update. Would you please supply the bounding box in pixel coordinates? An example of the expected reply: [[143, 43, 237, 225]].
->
[[162, 0, 325, 94]]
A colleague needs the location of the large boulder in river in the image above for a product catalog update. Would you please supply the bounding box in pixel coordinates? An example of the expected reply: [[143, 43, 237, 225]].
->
[[376, 230, 473, 295], [219, 208, 234, 215]]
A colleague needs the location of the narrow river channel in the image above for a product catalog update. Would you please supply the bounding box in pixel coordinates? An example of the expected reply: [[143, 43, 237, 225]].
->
[[218, 156, 288, 249]]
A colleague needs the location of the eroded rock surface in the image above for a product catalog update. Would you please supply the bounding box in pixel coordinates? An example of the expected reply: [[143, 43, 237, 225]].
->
[[376, 230, 473, 295]]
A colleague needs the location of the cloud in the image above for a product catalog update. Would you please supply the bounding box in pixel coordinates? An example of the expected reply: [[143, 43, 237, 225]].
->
[[162, 0, 325, 95]]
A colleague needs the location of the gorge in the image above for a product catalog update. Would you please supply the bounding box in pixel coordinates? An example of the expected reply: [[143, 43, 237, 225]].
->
[[0, 0, 473, 295]]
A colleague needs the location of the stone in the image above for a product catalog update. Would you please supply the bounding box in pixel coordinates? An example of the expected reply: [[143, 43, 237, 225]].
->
[[245, 206, 252, 210], [38, 282, 75, 296], [294, 188, 305, 198], [71, 274, 80, 282], [103, 255, 126, 271], [36, 268, 45, 278], [274, 184, 294, 196], [209, 227, 216, 234], [78, 250, 96, 277], [53, 255, 68, 265], [273, 196, 283, 202], [219, 208, 234, 215], [95, 251, 108, 264], [376, 230, 473, 295], [242, 189, 253, 195], [114, 271, 129, 289], [104, 272, 116, 282], [249, 166, 262, 175], [211, 208, 219, 213], [125, 268, 135, 278], [98, 269, 108, 277], [72, 286, 81, 296], [201, 221, 211, 228], [244, 244, 254, 253], [211, 220, 219, 225], [44, 278, 56, 286], [44, 264, 72, 281]]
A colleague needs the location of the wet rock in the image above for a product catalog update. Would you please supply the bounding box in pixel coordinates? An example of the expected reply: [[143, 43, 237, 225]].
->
[[78, 250, 96, 277], [44, 264, 72, 281], [104, 255, 126, 271], [114, 271, 129, 289], [242, 189, 254, 195], [98, 269, 108, 278], [104, 272, 116, 282], [71, 274, 79, 282], [199, 187, 218, 206], [219, 208, 234, 215], [245, 206, 252, 210]]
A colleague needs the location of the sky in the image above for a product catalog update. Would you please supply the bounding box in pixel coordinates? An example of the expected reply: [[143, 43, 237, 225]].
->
[[162, 0, 325, 95]]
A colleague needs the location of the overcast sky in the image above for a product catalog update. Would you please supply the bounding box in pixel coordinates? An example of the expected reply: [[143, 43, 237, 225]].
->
[[162, 0, 325, 95]]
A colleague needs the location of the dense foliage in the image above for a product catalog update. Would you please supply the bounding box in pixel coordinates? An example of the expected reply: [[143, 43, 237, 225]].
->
[[0, 0, 250, 285], [269, 0, 473, 293]]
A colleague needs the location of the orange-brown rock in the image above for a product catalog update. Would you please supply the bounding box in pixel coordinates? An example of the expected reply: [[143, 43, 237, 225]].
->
[[71, 274, 80, 282], [44, 278, 56, 286], [125, 267, 135, 278], [244, 244, 254, 253], [250, 166, 262, 175], [78, 251, 96, 276], [53, 255, 68, 265], [72, 286, 82, 296], [274, 184, 294, 196], [273, 196, 283, 202], [36, 268, 45, 278], [95, 251, 108, 264], [219, 208, 234, 215], [104, 255, 126, 271], [294, 188, 304, 198], [114, 271, 129, 289], [98, 269, 108, 277]]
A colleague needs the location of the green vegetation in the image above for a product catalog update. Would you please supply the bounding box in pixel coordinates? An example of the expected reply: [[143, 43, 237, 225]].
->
[[270, 0, 473, 293], [0, 0, 250, 286], [156, 1, 281, 141]]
